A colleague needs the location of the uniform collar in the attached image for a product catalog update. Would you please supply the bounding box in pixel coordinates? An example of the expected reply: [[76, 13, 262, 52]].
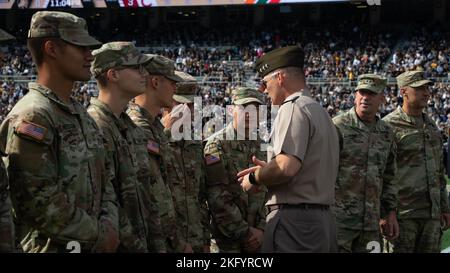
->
[[397, 106, 427, 126], [226, 122, 258, 141], [227, 122, 245, 141], [281, 89, 311, 105], [348, 107, 381, 131], [29, 82, 81, 115], [90, 98, 135, 131], [128, 102, 155, 123]]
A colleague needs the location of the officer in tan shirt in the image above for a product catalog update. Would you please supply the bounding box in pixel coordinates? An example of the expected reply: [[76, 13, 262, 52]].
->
[[238, 46, 339, 253]]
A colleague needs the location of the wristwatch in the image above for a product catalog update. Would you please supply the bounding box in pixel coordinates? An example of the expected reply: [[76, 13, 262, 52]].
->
[[249, 172, 258, 185]]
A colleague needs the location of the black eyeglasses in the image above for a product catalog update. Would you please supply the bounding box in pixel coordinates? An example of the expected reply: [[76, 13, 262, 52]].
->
[[259, 79, 268, 92], [259, 72, 279, 92]]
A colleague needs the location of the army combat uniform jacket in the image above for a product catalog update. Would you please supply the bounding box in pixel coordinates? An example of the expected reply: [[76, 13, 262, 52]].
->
[[88, 98, 165, 252], [127, 103, 186, 252], [0, 82, 119, 252], [333, 107, 398, 231], [204, 123, 266, 251], [383, 107, 450, 219]]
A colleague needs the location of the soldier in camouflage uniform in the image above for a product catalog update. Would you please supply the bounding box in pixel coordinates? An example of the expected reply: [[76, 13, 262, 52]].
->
[[383, 70, 450, 253], [88, 42, 165, 252], [127, 55, 192, 253], [161, 71, 211, 253], [0, 28, 15, 253], [204, 87, 266, 253], [333, 74, 399, 253], [0, 148, 13, 253], [0, 11, 119, 253], [0, 155, 13, 253]]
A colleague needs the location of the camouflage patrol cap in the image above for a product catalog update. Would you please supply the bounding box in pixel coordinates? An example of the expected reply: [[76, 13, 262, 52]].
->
[[145, 54, 183, 82], [91, 41, 153, 77], [355, 74, 387, 94], [255, 46, 304, 78], [396, 70, 433, 88], [0, 28, 15, 42], [28, 11, 101, 47], [232, 87, 264, 105], [173, 71, 198, 104]]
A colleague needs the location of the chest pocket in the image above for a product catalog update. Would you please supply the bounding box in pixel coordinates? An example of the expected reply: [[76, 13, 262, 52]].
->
[[371, 131, 392, 173], [427, 129, 443, 159], [146, 138, 168, 182], [82, 118, 105, 216], [166, 143, 184, 184], [426, 129, 443, 183], [184, 144, 203, 194], [228, 144, 252, 199], [117, 137, 138, 169], [56, 121, 96, 213], [341, 130, 368, 160], [133, 137, 151, 178], [398, 130, 423, 162], [228, 142, 245, 175], [58, 123, 86, 175]]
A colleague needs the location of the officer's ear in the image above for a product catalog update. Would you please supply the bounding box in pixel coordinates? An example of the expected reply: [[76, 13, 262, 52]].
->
[[276, 71, 284, 86]]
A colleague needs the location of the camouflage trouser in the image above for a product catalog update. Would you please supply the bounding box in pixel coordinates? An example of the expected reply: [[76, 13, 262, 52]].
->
[[160, 214, 185, 253], [192, 242, 208, 253], [337, 228, 381, 253], [218, 248, 241, 253], [392, 218, 442, 253], [215, 238, 242, 253], [215, 238, 263, 253]]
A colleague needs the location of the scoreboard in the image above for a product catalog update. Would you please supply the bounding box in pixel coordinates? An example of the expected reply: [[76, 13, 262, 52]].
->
[[0, 0, 347, 9]]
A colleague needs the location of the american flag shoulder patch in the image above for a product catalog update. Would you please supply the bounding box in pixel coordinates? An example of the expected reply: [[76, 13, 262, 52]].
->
[[205, 154, 221, 166], [16, 120, 46, 141], [147, 139, 160, 155]]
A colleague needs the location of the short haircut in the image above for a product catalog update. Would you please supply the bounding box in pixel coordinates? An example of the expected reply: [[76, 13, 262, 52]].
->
[[27, 37, 66, 67], [279, 66, 304, 78], [95, 71, 108, 87]]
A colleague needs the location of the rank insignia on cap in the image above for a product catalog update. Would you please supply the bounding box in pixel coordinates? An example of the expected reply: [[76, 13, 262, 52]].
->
[[361, 79, 374, 85], [259, 63, 269, 73], [16, 120, 46, 141], [255, 46, 304, 78], [205, 154, 221, 165], [147, 139, 160, 155]]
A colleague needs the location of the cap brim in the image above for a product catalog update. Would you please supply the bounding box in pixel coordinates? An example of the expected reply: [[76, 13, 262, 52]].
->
[[173, 95, 195, 104], [356, 84, 383, 94], [409, 80, 434, 87], [123, 53, 154, 66], [62, 33, 102, 48], [166, 73, 184, 83], [234, 98, 264, 105]]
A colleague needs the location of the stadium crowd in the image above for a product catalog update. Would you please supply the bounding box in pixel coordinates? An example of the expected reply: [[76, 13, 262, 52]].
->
[[1, 23, 449, 133]]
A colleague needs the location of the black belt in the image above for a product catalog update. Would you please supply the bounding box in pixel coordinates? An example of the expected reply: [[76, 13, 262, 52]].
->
[[266, 203, 330, 214]]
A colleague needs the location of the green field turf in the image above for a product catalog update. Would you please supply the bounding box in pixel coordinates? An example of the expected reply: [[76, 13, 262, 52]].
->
[[442, 230, 450, 251], [442, 175, 450, 251]]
